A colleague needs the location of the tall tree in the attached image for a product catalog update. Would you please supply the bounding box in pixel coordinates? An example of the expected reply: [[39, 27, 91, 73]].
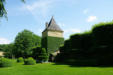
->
[[14, 29, 41, 58]]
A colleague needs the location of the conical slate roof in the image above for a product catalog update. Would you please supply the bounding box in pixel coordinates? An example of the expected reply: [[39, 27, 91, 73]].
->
[[43, 17, 63, 32]]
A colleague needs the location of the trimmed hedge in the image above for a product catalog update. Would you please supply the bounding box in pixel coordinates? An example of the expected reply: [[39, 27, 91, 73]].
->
[[24, 57, 36, 65], [0, 58, 13, 67], [42, 36, 64, 53], [17, 57, 24, 63], [56, 21, 113, 66]]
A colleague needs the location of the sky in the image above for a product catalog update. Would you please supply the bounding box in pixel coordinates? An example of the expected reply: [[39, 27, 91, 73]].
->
[[0, 0, 113, 44]]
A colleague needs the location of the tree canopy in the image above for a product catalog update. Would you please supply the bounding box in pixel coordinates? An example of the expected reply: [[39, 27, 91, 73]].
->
[[14, 29, 41, 58]]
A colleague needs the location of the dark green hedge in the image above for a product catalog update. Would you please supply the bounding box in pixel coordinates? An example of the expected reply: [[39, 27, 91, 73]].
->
[[56, 21, 113, 66], [42, 36, 64, 54]]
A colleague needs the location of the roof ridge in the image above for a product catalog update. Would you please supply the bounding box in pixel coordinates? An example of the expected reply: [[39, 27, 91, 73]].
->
[[43, 17, 63, 32], [47, 17, 63, 32]]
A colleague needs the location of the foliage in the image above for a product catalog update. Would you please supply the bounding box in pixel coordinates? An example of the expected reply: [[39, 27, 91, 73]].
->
[[32, 46, 41, 60], [0, 44, 8, 51], [32, 46, 48, 62], [0, 0, 25, 20], [92, 21, 113, 29], [24, 57, 36, 65], [0, 44, 15, 58], [4, 43, 15, 58], [56, 21, 113, 66], [21, 0, 25, 3], [0, 0, 7, 19], [42, 36, 64, 54], [91, 22, 113, 65], [17, 57, 24, 63], [0, 44, 10, 52], [38, 48, 48, 62], [0, 58, 13, 67], [14, 29, 41, 58]]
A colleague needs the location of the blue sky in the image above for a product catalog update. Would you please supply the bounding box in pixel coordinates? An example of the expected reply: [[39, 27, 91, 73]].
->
[[0, 0, 113, 44]]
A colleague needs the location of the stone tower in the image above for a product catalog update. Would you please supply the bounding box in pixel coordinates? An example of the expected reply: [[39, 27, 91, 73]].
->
[[42, 17, 64, 54]]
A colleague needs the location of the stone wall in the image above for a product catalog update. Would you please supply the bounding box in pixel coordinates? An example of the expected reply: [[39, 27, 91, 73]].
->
[[42, 30, 63, 38], [0, 51, 4, 57]]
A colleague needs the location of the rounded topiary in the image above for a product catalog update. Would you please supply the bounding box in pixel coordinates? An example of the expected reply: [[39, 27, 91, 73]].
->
[[0, 58, 13, 67], [17, 57, 24, 63], [24, 57, 36, 65]]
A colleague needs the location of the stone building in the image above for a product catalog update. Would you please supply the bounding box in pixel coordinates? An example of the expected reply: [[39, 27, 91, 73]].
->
[[42, 17, 64, 55], [0, 51, 4, 57]]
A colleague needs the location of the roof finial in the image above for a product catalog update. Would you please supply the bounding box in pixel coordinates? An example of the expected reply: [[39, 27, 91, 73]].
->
[[45, 22, 48, 28], [52, 15, 54, 19]]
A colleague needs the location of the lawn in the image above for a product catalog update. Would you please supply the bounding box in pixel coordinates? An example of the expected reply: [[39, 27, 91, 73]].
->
[[0, 62, 113, 75]]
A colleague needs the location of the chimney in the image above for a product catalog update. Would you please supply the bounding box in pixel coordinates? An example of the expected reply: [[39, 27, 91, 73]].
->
[[46, 22, 48, 28]]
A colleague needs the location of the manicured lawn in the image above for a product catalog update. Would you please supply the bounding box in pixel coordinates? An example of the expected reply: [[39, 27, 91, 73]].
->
[[0, 62, 113, 75]]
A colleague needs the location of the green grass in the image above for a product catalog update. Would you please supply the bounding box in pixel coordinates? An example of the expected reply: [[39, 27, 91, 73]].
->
[[0, 62, 113, 75]]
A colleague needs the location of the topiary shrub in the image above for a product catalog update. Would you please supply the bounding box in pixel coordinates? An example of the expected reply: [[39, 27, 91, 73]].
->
[[24, 57, 36, 65], [38, 48, 48, 63], [0, 58, 13, 67], [17, 57, 24, 63]]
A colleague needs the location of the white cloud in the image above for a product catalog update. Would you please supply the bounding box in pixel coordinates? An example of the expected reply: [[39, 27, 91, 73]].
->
[[0, 37, 10, 44], [87, 16, 97, 22], [83, 9, 89, 14], [22, 0, 54, 17]]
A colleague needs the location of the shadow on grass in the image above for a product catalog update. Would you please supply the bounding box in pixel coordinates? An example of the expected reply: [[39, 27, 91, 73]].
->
[[53, 62, 113, 68]]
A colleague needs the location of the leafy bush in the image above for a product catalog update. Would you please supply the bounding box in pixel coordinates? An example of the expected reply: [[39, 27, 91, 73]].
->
[[17, 57, 24, 63], [0, 58, 13, 67], [24, 57, 36, 65], [32, 46, 41, 60], [38, 48, 48, 62], [32, 47, 48, 63]]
